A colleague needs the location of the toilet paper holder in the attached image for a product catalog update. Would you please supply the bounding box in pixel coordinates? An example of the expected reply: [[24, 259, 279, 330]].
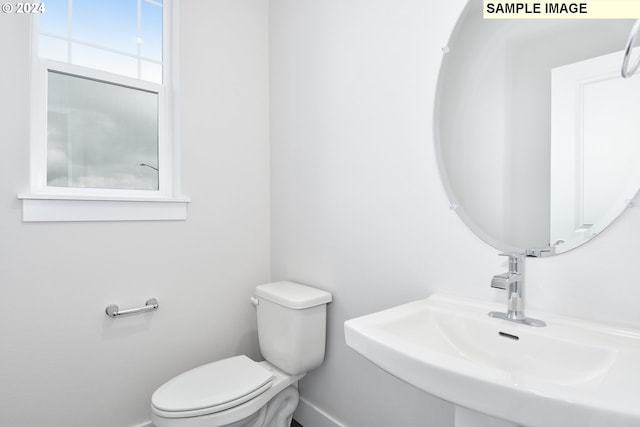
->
[[105, 298, 159, 318]]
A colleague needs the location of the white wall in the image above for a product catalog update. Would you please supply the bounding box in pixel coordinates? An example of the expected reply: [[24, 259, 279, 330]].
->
[[0, 1, 270, 426], [4, 1, 640, 427], [269, 1, 640, 426]]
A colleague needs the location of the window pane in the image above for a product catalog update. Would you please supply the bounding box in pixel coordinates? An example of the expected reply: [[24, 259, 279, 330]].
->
[[39, 35, 68, 62], [39, 1, 164, 83], [47, 71, 159, 190], [72, 0, 138, 55], [141, 61, 162, 84], [38, 0, 68, 37], [72, 43, 138, 79], [141, 1, 163, 61]]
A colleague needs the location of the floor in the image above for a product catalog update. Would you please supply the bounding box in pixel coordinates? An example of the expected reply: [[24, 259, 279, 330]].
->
[[292, 420, 303, 427]]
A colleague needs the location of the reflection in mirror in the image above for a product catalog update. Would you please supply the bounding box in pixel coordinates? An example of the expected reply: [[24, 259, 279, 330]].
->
[[550, 52, 640, 253], [621, 19, 640, 78], [435, 0, 639, 256]]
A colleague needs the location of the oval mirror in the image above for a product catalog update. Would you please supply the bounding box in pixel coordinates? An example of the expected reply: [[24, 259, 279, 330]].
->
[[435, 0, 640, 256]]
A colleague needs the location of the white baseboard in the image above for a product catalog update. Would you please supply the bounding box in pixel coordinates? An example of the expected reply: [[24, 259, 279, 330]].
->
[[294, 396, 345, 427]]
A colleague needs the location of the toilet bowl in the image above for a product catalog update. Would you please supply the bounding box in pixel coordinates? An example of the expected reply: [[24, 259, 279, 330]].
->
[[151, 281, 332, 427], [151, 357, 304, 427]]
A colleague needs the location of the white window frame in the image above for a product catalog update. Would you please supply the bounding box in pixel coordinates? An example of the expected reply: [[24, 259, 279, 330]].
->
[[20, 0, 189, 222]]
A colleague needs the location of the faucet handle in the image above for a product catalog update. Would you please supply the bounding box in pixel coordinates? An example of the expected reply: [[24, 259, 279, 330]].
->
[[498, 252, 524, 258], [497, 252, 524, 273]]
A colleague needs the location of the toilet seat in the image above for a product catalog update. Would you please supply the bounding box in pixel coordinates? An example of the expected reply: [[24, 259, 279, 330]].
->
[[152, 361, 306, 427], [152, 355, 274, 418]]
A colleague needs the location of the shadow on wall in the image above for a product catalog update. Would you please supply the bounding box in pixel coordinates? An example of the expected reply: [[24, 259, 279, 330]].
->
[[102, 311, 155, 340], [236, 329, 261, 361]]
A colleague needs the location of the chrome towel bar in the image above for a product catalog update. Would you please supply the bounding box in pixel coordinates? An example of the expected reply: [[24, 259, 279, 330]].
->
[[105, 298, 159, 318]]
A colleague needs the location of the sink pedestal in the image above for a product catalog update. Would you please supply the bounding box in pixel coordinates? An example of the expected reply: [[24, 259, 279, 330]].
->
[[455, 407, 518, 427]]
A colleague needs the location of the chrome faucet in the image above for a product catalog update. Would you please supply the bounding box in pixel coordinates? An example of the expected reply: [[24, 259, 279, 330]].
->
[[488, 253, 546, 327]]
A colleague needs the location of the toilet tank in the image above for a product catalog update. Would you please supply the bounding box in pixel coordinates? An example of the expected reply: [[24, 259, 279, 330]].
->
[[254, 281, 332, 376]]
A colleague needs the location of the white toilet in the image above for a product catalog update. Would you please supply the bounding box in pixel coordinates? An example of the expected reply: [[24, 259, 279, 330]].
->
[[151, 281, 332, 427]]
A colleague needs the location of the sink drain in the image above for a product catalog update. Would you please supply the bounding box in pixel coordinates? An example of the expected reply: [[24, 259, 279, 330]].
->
[[498, 331, 520, 340]]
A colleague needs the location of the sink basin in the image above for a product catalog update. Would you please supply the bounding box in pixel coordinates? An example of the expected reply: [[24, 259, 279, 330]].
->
[[344, 294, 640, 427]]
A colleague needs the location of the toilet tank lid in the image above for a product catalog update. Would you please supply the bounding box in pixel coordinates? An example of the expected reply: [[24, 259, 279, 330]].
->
[[255, 281, 332, 309]]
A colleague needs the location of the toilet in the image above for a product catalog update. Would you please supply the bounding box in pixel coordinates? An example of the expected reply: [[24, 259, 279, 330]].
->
[[151, 281, 332, 427]]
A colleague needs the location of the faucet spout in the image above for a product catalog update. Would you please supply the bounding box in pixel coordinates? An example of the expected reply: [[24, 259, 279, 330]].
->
[[488, 253, 545, 327], [490, 272, 516, 291]]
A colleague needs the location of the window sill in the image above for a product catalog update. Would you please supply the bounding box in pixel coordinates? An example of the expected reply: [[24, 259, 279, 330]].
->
[[18, 193, 191, 222]]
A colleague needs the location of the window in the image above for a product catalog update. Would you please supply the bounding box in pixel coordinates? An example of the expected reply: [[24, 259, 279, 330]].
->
[[47, 70, 160, 191], [21, 0, 189, 221], [39, 0, 163, 83]]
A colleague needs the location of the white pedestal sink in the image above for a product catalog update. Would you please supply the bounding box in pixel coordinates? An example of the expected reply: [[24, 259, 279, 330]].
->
[[344, 294, 640, 427]]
